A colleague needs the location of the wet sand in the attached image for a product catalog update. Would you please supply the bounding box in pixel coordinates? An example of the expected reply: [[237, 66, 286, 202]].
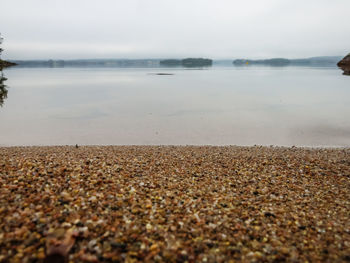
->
[[0, 146, 350, 262]]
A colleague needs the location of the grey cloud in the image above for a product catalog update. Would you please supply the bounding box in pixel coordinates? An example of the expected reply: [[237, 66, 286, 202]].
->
[[1, 0, 349, 59]]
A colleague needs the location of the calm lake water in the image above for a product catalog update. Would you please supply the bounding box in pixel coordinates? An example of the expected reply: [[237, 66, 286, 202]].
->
[[0, 67, 349, 146]]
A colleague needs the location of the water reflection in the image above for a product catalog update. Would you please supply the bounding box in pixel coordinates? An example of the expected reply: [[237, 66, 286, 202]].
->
[[337, 54, 350, 76], [340, 67, 350, 76], [1, 67, 349, 146], [0, 69, 8, 107]]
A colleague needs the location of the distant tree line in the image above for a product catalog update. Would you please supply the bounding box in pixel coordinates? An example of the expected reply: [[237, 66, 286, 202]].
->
[[233, 57, 342, 67], [12, 59, 160, 68], [233, 58, 290, 66], [160, 58, 213, 67]]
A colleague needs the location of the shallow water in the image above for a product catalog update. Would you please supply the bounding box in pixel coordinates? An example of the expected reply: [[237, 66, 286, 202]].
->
[[0, 67, 349, 146]]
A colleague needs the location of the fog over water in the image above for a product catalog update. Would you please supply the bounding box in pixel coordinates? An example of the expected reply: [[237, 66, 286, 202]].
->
[[1, 0, 350, 60]]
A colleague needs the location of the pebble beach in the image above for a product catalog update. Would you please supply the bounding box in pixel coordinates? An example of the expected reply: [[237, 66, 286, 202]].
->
[[1, 146, 350, 262]]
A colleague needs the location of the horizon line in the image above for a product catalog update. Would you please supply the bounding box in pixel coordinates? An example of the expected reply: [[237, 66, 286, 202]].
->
[[6, 55, 344, 61]]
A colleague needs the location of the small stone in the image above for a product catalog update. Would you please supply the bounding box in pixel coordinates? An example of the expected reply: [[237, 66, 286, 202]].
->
[[88, 239, 97, 249], [150, 243, 158, 251], [146, 223, 152, 231], [89, 196, 97, 202]]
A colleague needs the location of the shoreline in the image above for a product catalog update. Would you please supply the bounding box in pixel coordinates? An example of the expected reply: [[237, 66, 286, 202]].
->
[[1, 145, 350, 262], [0, 59, 17, 69], [1, 144, 350, 149]]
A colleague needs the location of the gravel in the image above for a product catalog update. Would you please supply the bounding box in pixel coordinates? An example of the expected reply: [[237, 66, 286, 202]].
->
[[0, 145, 350, 262]]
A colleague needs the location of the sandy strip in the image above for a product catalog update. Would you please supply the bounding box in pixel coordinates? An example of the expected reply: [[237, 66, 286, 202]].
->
[[0, 146, 350, 262]]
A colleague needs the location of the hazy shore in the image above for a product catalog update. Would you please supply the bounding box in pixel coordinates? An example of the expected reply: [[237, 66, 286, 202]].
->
[[0, 60, 17, 69], [1, 145, 349, 262]]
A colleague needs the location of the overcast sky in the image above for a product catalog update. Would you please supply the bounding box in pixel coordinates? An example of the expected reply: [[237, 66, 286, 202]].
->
[[1, 0, 349, 60]]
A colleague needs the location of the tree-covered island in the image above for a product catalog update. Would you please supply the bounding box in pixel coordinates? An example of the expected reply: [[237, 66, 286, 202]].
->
[[160, 58, 213, 67], [233, 58, 290, 66], [233, 56, 342, 67]]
